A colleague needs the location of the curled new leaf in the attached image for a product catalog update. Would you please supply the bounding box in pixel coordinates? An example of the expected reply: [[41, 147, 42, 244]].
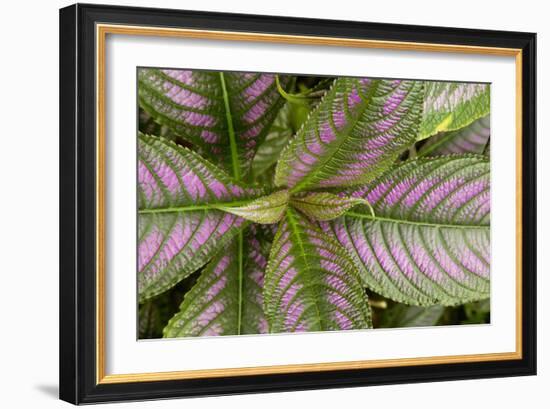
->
[[324, 156, 490, 306], [139, 69, 291, 178], [291, 192, 371, 221], [275, 78, 424, 192], [214, 190, 289, 224], [264, 208, 372, 332]]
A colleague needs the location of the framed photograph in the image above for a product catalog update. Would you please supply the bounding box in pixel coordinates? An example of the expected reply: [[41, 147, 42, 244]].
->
[[59, 3, 536, 404]]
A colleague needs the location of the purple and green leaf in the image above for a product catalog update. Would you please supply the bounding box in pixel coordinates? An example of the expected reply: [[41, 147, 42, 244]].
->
[[274, 78, 424, 192], [264, 208, 372, 332], [137, 69, 492, 335], [163, 226, 270, 337], [324, 156, 490, 306], [251, 102, 294, 180], [138, 69, 290, 178], [419, 115, 490, 157], [138, 211, 247, 302], [418, 82, 490, 141], [138, 133, 262, 301]]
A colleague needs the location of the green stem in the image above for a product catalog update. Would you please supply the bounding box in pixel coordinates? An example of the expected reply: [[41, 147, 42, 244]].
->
[[417, 132, 455, 157], [276, 75, 311, 106], [368, 299, 388, 309], [219, 72, 241, 181], [219, 72, 245, 334], [286, 209, 324, 329], [409, 144, 417, 159]]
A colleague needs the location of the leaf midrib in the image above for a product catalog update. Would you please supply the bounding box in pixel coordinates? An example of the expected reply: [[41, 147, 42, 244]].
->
[[289, 80, 381, 193], [286, 209, 325, 330], [291, 196, 362, 208], [346, 211, 489, 230], [219, 72, 246, 335], [138, 198, 256, 214], [219, 72, 241, 181]]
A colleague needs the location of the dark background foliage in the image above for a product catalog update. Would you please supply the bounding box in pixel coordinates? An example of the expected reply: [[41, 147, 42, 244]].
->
[[139, 272, 490, 339]]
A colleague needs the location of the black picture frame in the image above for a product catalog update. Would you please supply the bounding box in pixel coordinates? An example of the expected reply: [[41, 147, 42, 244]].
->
[[59, 3, 536, 404]]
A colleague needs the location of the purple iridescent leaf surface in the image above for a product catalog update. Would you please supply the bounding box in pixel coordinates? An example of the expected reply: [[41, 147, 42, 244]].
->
[[136, 68, 493, 337], [419, 115, 490, 157], [251, 102, 294, 179], [138, 133, 262, 301], [324, 155, 490, 306], [274, 78, 424, 192], [264, 208, 372, 332], [418, 82, 490, 141], [163, 226, 270, 337], [138, 68, 290, 178]]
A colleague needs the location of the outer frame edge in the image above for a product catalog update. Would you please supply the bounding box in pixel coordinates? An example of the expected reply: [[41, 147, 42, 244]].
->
[[62, 3, 537, 404], [59, 3, 78, 405], [520, 33, 537, 377]]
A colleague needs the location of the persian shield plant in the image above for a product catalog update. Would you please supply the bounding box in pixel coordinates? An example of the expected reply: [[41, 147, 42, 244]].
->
[[137, 68, 490, 337]]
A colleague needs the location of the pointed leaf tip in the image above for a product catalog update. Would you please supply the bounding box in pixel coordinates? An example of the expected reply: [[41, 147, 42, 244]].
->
[[291, 192, 371, 221], [215, 190, 290, 224]]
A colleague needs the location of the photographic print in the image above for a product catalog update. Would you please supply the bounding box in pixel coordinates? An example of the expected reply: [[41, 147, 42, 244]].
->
[[137, 68, 491, 339]]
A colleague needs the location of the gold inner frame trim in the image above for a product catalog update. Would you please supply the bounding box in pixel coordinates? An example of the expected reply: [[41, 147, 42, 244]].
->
[[96, 23, 523, 385]]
